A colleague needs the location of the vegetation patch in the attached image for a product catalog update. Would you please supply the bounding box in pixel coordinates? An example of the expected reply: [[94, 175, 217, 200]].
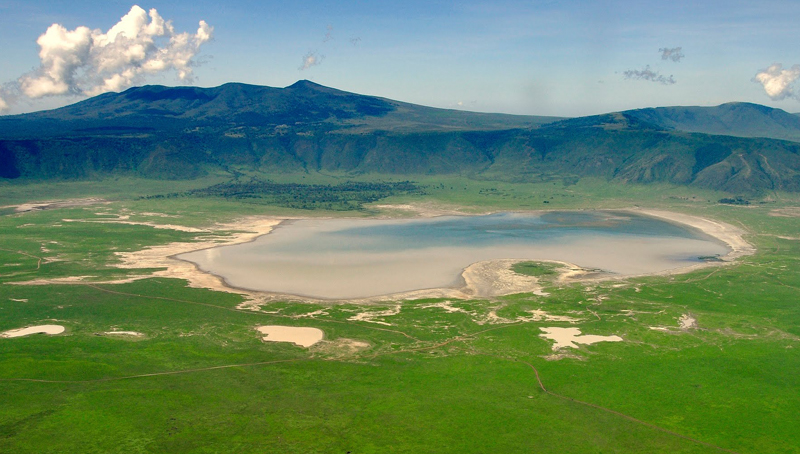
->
[[511, 261, 561, 278], [139, 178, 423, 211], [719, 196, 750, 205]]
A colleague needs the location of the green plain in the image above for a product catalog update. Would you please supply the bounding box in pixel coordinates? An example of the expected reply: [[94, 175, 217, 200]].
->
[[0, 174, 798, 453]]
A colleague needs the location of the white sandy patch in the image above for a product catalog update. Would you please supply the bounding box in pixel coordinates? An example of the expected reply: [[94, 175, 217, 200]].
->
[[138, 212, 180, 218], [649, 313, 698, 332], [62, 218, 208, 233], [292, 309, 330, 319], [114, 217, 282, 297], [104, 331, 144, 337], [542, 351, 585, 361], [13, 198, 105, 213], [461, 259, 550, 297], [256, 325, 324, 348], [347, 305, 401, 326], [418, 300, 474, 315], [419, 302, 580, 326], [539, 327, 622, 350], [1, 324, 65, 338], [312, 338, 371, 356], [13, 275, 99, 285], [13, 218, 282, 307], [679, 313, 698, 330], [519, 309, 581, 323], [632, 209, 754, 263], [322, 338, 369, 350], [480, 309, 515, 325]]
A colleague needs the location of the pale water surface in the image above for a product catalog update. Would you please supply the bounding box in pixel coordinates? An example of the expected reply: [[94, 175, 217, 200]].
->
[[178, 212, 729, 299]]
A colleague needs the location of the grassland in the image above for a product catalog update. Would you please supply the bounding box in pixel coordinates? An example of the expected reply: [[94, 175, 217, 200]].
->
[[0, 174, 798, 453]]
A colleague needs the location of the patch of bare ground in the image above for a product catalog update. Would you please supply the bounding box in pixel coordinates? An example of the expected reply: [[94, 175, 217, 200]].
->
[[461, 259, 550, 297], [110, 218, 282, 295], [9, 198, 107, 213], [539, 327, 623, 350], [632, 208, 755, 263], [312, 338, 371, 357], [347, 305, 402, 326], [542, 351, 586, 361], [678, 313, 698, 330], [649, 313, 698, 333], [255, 325, 324, 348], [768, 207, 800, 217], [417, 300, 581, 326], [61, 217, 208, 233], [102, 331, 144, 337], [1, 325, 65, 338]]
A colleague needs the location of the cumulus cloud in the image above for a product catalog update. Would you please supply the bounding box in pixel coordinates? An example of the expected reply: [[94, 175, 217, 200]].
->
[[753, 63, 800, 101], [659, 47, 684, 62], [299, 51, 324, 71], [0, 5, 212, 111], [623, 66, 676, 85]]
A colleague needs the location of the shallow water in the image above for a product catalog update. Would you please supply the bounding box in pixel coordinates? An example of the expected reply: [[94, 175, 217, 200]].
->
[[178, 211, 730, 299]]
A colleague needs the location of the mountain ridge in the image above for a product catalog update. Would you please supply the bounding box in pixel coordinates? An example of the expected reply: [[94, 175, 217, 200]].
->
[[1, 81, 558, 137], [1, 81, 800, 194], [623, 102, 800, 142]]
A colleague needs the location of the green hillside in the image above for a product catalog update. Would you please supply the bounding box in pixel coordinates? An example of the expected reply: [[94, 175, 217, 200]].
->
[[2, 82, 800, 194], [624, 102, 800, 142]]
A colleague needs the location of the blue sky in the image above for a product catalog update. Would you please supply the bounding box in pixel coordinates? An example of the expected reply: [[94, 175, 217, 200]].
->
[[1, 0, 799, 116]]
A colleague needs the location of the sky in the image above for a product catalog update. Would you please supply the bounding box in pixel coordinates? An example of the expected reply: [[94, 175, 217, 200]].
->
[[0, 0, 799, 117]]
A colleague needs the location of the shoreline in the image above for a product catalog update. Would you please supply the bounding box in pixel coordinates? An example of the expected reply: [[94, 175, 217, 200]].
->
[[17, 206, 755, 304], [628, 208, 754, 262]]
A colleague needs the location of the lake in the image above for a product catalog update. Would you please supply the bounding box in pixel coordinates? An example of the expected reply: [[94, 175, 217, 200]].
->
[[177, 211, 730, 299]]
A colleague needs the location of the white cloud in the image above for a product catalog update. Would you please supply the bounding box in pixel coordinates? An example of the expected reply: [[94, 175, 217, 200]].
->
[[299, 51, 324, 71], [623, 66, 676, 85], [753, 63, 800, 101], [0, 87, 19, 113], [659, 47, 684, 62], [2, 5, 213, 108]]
